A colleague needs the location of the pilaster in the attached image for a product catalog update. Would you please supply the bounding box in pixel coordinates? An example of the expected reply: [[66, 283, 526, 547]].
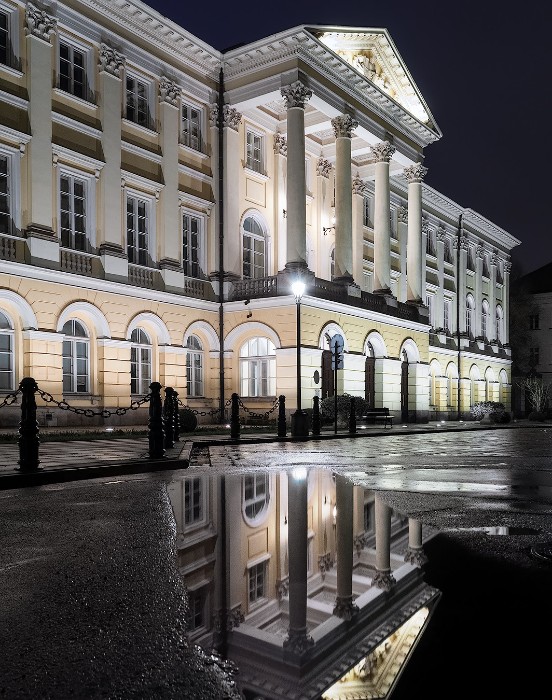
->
[[403, 163, 427, 304], [352, 175, 365, 288], [222, 105, 243, 282]]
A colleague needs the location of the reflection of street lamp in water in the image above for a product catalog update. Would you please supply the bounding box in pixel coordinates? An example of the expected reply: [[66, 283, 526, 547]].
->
[[291, 280, 309, 437]]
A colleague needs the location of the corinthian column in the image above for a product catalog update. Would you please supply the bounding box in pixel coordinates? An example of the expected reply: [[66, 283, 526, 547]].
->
[[331, 115, 358, 284], [370, 142, 396, 294], [404, 518, 428, 567], [281, 81, 312, 273], [403, 163, 428, 303], [333, 475, 359, 620]]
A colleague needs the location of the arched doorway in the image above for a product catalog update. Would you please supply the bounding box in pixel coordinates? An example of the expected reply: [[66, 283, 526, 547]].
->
[[401, 349, 409, 423], [365, 342, 375, 409]]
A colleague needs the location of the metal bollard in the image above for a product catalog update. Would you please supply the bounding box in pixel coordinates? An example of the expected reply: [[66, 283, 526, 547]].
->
[[17, 377, 42, 472], [163, 386, 175, 449], [277, 395, 287, 437], [312, 395, 321, 436], [230, 392, 240, 439], [348, 396, 357, 435], [148, 382, 165, 459], [172, 391, 180, 443]]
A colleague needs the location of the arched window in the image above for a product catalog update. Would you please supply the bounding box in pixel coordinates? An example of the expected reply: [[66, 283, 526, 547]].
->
[[185, 335, 203, 397], [496, 306, 504, 343], [0, 310, 14, 391], [131, 328, 152, 395], [62, 319, 89, 393], [240, 337, 276, 397], [243, 473, 269, 523], [242, 216, 266, 279], [446, 364, 457, 408], [481, 300, 489, 341], [466, 296, 475, 338]]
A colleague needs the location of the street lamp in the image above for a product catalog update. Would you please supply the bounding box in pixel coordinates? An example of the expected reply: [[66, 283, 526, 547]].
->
[[291, 279, 309, 437]]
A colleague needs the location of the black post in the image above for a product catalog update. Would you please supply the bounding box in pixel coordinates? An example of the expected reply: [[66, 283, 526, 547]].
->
[[163, 386, 175, 449], [334, 345, 338, 435], [173, 390, 180, 443], [230, 392, 240, 439], [148, 382, 165, 459], [17, 377, 42, 472], [349, 396, 357, 435], [312, 395, 321, 436], [278, 394, 287, 437]]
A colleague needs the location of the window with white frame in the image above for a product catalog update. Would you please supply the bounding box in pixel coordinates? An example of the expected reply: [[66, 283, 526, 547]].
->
[[246, 129, 263, 173], [187, 586, 208, 633], [443, 298, 451, 334], [242, 215, 266, 279], [126, 73, 151, 128], [184, 476, 205, 527], [0, 3, 17, 69], [426, 294, 435, 328], [363, 499, 375, 533], [58, 39, 89, 100], [496, 306, 504, 343], [444, 237, 453, 264], [0, 309, 14, 391], [185, 335, 203, 397], [481, 300, 489, 340], [181, 102, 202, 151], [126, 194, 150, 266], [466, 296, 475, 337], [243, 473, 269, 522], [390, 208, 397, 238], [362, 196, 372, 228], [130, 328, 152, 394], [59, 171, 88, 251], [240, 337, 276, 397], [248, 561, 266, 605], [62, 319, 89, 393], [0, 152, 11, 235], [182, 212, 203, 278]]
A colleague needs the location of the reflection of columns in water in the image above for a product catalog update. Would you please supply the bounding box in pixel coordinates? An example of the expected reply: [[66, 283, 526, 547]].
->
[[372, 493, 396, 591], [404, 517, 428, 567], [333, 475, 359, 619], [283, 469, 314, 655]]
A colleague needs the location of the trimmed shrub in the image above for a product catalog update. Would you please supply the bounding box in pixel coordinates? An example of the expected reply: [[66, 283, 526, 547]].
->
[[470, 401, 506, 422], [320, 394, 368, 425], [179, 408, 198, 432]]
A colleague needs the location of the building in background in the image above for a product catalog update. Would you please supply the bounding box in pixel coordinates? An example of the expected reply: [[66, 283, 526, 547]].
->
[[0, 0, 520, 427]]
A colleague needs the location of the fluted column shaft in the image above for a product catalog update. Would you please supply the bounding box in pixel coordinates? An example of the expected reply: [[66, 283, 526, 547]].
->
[[222, 106, 242, 278], [333, 475, 358, 619], [404, 164, 427, 303], [373, 493, 396, 590], [332, 116, 357, 282], [489, 254, 498, 342], [371, 142, 395, 293], [281, 82, 312, 271]]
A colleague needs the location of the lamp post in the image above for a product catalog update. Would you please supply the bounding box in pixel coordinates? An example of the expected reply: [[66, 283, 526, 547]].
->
[[291, 279, 309, 437]]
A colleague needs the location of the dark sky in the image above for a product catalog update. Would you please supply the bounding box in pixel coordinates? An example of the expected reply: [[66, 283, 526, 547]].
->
[[146, 0, 550, 277]]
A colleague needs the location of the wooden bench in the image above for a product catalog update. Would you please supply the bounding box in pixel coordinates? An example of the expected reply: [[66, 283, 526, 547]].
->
[[361, 407, 393, 429]]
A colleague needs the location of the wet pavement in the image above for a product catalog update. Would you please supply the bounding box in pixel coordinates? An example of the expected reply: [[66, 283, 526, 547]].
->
[[1, 421, 552, 699]]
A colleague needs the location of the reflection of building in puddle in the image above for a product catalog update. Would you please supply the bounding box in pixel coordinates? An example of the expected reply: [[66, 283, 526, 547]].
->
[[168, 470, 440, 699]]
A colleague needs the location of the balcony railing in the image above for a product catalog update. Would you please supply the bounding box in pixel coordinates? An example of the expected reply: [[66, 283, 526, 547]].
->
[[0, 235, 17, 261], [129, 264, 155, 289], [60, 249, 95, 276]]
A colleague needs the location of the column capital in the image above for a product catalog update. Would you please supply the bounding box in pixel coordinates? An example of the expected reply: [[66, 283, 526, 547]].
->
[[274, 133, 287, 156], [280, 81, 312, 109], [398, 205, 408, 224], [159, 76, 181, 106], [370, 140, 395, 163], [316, 156, 332, 178], [331, 114, 358, 139], [504, 260, 512, 273], [352, 173, 367, 195], [25, 2, 56, 41], [403, 163, 428, 183], [436, 223, 447, 242], [222, 105, 242, 131], [490, 251, 500, 266], [99, 43, 125, 78], [459, 233, 470, 251]]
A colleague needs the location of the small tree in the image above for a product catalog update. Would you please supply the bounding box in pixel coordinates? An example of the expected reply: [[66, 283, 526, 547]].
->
[[516, 377, 551, 419]]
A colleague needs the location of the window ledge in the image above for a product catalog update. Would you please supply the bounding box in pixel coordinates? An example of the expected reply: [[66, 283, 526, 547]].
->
[[53, 87, 97, 109], [0, 63, 23, 79], [179, 142, 210, 160], [243, 166, 269, 182], [122, 117, 158, 136]]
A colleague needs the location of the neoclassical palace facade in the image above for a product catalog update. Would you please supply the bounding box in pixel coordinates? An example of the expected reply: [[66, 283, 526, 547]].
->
[[0, 0, 520, 426]]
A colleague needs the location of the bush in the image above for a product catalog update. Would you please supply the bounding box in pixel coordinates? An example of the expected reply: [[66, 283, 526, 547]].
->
[[179, 408, 198, 432], [320, 394, 368, 425], [528, 410, 546, 422], [470, 401, 506, 422]]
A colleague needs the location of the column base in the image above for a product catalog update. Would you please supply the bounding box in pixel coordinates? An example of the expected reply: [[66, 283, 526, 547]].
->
[[333, 595, 359, 620], [291, 409, 310, 437], [283, 629, 314, 656], [372, 569, 396, 591], [404, 546, 428, 567]]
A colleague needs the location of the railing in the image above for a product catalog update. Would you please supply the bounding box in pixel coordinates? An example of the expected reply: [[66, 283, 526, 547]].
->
[[60, 249, 95, 276], [0, 235, 17, 261], [183, 277, 216, 301], [129, 264, 156, 289], [230, 276, 278, 300]]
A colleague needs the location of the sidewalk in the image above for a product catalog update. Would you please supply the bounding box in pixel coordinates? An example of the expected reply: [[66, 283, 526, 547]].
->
[[0, 418, 541, 489]]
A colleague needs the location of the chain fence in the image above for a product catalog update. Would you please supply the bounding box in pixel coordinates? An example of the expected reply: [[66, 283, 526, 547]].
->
[[36, 388, 151, 418]]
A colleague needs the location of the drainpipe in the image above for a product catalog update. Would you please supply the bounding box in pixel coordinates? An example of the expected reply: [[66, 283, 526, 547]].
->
[[218, 68, 225, 420], [457, 212, 463, 420]]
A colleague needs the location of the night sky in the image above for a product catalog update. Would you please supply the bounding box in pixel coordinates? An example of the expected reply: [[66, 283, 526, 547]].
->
[[146, 0, 550, 278]]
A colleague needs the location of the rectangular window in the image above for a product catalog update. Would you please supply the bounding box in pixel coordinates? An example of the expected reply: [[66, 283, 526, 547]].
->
[[182, 213, 202, 278], [248, 561, 266, 604], [182, 103, 202, 151], [529, 314, 540, 330], [0, 330, 13, 391], [185, 477, 203, 526], [0, 9, 10, 67], [246, 130, 263, 173], [187, 587, 207, 633], [444, 238, 453, 264], [426, 294, 434, 328], [60, 173, 87, 251], [363, 501, 374, 533], [0, 153, 10, 235], [59, 40, 87, 99], [530, 347, 539, 366], [390, 209, 397, 239], [126, 74, 150, 128], [126, 195, 149, 266], [362, 196, 372, 227], [443, 299, 451, 334]]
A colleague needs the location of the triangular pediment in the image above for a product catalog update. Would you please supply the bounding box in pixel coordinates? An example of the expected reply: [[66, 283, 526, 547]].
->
[[308, 27, 436, 129]]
